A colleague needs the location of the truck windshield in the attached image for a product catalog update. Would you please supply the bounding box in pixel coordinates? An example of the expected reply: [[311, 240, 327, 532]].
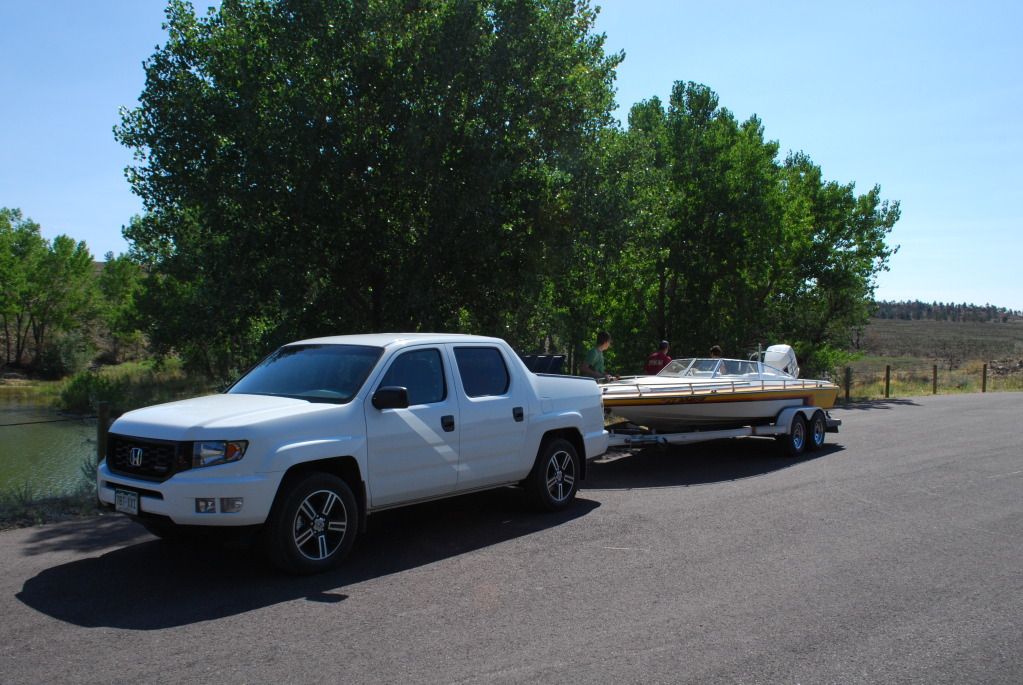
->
[[227, 344, 384, 404]]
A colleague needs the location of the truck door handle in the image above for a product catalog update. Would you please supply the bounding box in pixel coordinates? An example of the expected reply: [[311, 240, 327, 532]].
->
[[513, 406, 524, 422], [441, 415, 455, 432]]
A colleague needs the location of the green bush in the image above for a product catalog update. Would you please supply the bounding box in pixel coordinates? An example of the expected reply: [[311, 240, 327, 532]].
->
[[59, 371, 126, 413], [57, 359, 216, 414], [35, 331, 96, 379], [799, 344, 854, 381]]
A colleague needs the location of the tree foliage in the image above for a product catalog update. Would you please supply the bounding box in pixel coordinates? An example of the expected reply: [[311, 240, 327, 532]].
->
[[116, 1, 899, 378], [0, 208, 98, 373], [118, 0, 621, 374], [566, 83, 899, 375]]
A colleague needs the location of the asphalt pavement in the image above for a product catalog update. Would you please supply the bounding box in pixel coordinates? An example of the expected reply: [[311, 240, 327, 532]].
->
[[2, 392, 1021, 684]]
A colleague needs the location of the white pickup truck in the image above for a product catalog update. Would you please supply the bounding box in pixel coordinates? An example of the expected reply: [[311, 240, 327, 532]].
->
[[97, 333, 608, 573]]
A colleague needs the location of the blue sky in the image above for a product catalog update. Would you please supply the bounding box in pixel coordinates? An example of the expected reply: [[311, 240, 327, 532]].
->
[[2, 1, 1021, 310]]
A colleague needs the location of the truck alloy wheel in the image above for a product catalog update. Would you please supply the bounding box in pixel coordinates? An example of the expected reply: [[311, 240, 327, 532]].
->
[[527, 438, 579, 511], [266, 472, 358, 574]]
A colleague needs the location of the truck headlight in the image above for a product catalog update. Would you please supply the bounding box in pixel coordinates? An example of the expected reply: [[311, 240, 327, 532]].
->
[[193, 440, 248, 468]]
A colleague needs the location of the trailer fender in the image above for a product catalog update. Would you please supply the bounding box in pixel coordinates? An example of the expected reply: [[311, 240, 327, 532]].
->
[[774, 406, 816, 434]]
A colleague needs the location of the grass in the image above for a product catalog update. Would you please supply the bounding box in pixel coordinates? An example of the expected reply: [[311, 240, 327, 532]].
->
[[842, 319, 1023, 400], [0, 378, 64, 405], [839, 357, 1023, 400], [860, 318, 1023, 360]]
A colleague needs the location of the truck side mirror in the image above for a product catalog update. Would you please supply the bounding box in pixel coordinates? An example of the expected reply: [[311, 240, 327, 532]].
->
[[372, 386, 409, 410]]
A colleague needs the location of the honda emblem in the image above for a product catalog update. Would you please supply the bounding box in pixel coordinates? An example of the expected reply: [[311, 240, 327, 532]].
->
[[129, 447, 144, 467]]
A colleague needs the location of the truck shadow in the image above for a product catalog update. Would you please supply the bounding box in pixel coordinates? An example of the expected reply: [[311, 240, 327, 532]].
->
[[585, 439, 845, 489], [15, 489, 598, 630]]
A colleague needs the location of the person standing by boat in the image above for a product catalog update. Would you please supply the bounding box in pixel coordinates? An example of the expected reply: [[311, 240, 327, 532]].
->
[[643, 340, 672, 375], [710, 345, 722, 358], [580, 331, 616, 381]]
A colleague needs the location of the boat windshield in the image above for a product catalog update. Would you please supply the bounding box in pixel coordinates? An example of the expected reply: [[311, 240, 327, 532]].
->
[[227, 344, 384, 403], [659, 358, 696, 376], [658, 358, 722, 378], [658, 358, 766, 378]]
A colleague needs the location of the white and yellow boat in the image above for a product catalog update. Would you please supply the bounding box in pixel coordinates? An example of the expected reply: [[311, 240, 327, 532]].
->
[[601, 345, 839, 432]]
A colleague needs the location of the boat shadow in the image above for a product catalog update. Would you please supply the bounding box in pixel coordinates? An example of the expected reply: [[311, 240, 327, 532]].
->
[[15, 488, 598, 630], [837, 398, 921, 411], [585, 438, 844, 489]]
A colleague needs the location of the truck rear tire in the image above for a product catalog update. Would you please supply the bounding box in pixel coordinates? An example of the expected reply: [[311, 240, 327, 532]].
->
[[525, 438, 579, 511], [264, 472, 358, 575]]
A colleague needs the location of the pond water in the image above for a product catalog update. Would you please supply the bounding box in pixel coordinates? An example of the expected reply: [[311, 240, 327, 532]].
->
[[0, 401, 98, 496]]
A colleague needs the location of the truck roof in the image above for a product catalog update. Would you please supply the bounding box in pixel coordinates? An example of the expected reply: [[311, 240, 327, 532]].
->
[[286, 332, 508, 349]]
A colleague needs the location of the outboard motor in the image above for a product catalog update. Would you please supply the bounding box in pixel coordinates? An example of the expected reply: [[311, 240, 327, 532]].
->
[[764, 344, 799, 378]]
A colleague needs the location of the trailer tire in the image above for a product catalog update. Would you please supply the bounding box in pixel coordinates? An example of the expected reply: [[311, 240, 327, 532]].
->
[[525, 438, 579, 512], [807, 411, 827, 451], [776, 413, 808, 457]]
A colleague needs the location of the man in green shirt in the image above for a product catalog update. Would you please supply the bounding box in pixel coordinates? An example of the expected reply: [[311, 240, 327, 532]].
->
[[580, 331, 615, 381]]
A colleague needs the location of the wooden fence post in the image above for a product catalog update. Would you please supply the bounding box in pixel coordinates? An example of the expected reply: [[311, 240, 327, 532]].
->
[[844, 366, 852, 404], [884, 365, 891, 399], [932, 364, 937, 395], [982, 364, 987, 393], [97, 401, 110, 464]]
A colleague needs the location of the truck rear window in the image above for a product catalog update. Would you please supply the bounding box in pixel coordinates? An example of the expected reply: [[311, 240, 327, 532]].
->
[[454, 347, 510, 397]]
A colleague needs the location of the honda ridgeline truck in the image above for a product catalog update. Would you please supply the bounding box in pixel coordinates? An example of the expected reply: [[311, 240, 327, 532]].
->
[[97, 334, 608, 574]]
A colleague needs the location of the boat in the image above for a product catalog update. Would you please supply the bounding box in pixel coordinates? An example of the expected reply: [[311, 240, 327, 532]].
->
[[600, 345, 839, 432]]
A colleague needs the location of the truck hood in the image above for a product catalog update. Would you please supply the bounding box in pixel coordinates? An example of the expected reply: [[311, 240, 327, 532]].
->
[[110, 393, 338, 440]]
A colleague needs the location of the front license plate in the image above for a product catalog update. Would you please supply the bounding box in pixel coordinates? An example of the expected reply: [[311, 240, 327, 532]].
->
[[114, 489, 139, 515]]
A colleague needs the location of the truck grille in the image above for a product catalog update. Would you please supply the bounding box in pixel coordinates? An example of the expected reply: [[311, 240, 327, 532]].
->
[[107, 434, 192, 482]]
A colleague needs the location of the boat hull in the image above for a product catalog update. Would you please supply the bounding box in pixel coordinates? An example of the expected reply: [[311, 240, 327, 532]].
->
[[603, 385, 838, 432]]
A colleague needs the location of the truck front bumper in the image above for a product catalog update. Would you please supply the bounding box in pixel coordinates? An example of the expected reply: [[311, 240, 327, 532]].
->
[[97, 461, 280, 527]]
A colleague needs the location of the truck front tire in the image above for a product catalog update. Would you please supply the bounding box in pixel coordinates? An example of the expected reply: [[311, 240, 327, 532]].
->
[[525, 438, 579, 511], [264, 472, 359, 575]]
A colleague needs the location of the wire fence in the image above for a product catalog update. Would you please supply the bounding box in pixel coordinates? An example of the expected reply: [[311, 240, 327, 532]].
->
[[839, 362, 1023, 401]]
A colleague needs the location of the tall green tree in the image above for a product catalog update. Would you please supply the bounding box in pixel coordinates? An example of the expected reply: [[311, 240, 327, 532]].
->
[[0, 209, 48, 367], [0, 208, 97, 371], [98, 251, 145, 362], [577, 82, 898, 374], [117, 0, 620, 373]]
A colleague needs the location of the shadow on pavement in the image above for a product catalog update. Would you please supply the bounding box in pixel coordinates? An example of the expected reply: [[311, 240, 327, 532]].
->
[[585, 438, 844, 490], [16, 488, 598, 630], [836, 399, 921, 411], [18, 515, 153, 556]]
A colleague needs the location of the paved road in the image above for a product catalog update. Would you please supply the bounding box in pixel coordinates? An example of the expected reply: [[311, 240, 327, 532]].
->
[[2, 393, 1021, 684]]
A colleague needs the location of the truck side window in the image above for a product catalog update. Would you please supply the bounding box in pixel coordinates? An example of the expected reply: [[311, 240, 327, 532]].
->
[[379, 349, 446, 405], [454, 347, 510, 397]]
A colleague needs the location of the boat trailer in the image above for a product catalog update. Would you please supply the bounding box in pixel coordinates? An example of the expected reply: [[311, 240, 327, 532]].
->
[[606, 406, 841, 454]]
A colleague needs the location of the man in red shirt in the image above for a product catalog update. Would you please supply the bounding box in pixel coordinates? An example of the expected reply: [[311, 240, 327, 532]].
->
[[643, 340, 672, 375]]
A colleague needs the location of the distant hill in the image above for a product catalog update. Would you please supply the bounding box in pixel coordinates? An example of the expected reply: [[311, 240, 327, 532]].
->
[[859, 317, 1023, 362], [873, 300, 1022, 323]]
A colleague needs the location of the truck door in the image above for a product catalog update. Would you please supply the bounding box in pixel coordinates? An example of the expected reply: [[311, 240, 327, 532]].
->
[[450, 344, 529, 489], [365, 347, 459, 507]]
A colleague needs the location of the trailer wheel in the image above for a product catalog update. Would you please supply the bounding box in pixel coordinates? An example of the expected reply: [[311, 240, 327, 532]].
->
[[525, 438, 579, 511], [776, 413, 808, 457], [264, 472, 358, 575], [807, 411, 827, 451]]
